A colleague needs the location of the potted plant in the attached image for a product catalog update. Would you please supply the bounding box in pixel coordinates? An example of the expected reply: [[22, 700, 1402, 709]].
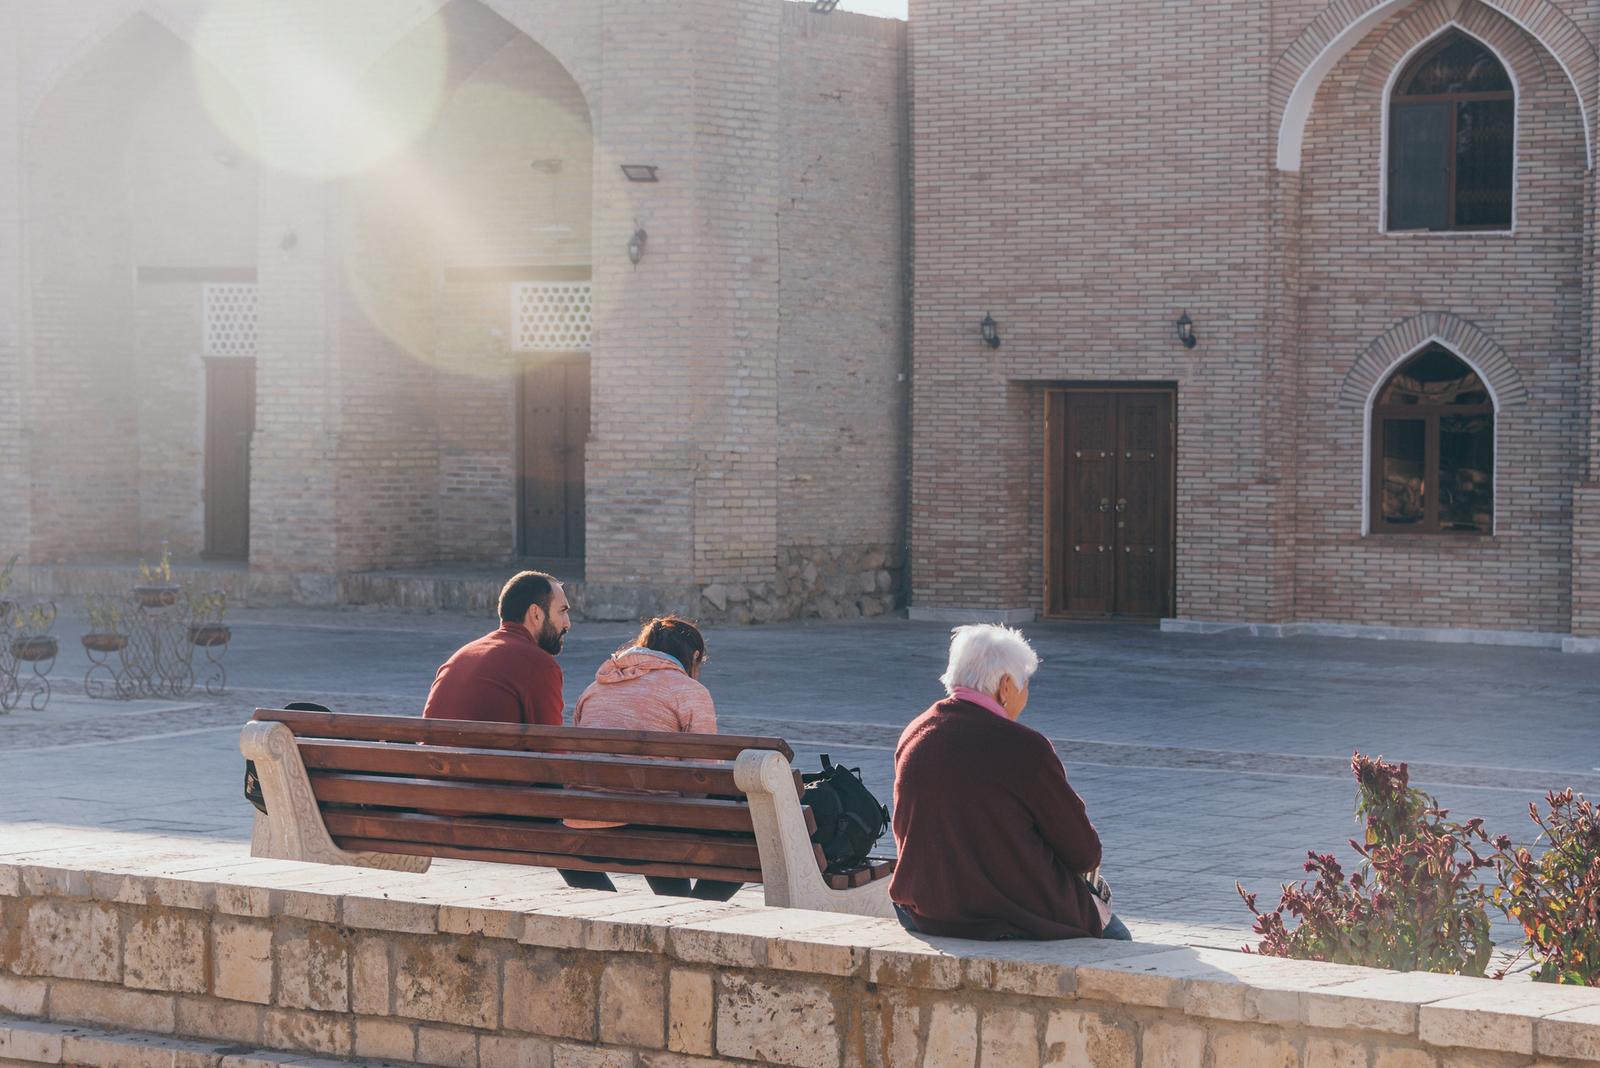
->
[[82, 595, 128, 654], [10, 604, 57, 663], [134, 543, 179, 608], [0, 553, 18, 621], [186, 588, 230, 647]]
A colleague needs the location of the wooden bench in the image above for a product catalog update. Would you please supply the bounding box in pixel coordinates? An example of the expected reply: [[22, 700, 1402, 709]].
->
[[240, 709, 895, 917]]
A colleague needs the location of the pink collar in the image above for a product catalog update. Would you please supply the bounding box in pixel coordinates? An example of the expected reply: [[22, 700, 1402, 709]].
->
[[950, 686, 1012, 720]]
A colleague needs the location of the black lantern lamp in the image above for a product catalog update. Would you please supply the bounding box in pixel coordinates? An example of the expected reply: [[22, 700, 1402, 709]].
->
[[980, 312, 1001, 349], [627, 224, 647, 266], [1175, 310, 1197, 349]]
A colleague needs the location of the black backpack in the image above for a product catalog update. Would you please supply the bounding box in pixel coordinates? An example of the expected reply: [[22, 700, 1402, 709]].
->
[[801, 754, 890, 873]]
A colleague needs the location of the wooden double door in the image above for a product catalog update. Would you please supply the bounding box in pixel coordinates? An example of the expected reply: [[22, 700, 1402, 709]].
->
[[518, 354, 590, 560], [1046, 388, 1175, 620]]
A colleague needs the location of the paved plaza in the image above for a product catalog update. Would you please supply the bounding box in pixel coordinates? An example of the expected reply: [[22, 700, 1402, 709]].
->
[[2, 606, 1596, 943]]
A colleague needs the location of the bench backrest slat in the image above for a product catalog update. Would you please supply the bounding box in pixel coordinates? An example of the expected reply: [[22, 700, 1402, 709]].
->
[[321, 810, 764, 872], [254, 709, 794, 762], [309, 771, 760, 833], [298, 738, 771, 796]]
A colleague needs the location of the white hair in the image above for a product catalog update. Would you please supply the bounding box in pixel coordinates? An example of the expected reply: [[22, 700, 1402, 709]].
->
[[938, 624, 1040, 696]]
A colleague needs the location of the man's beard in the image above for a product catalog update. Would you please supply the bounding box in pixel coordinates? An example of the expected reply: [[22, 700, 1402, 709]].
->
[[536, 618, 565, 656]]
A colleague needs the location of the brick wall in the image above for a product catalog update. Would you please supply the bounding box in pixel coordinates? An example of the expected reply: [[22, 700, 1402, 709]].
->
[[776, 8, 909, 619], [910, 0, 1278, 620], [1291, 0, 1587, 633], [909, 0, 1598, 638]]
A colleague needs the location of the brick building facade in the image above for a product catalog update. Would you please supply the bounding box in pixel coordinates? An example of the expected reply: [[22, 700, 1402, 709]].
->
[[4, 0, 1598, 648], [908, 0, 1600, 651], [0, 0, 907, 624]]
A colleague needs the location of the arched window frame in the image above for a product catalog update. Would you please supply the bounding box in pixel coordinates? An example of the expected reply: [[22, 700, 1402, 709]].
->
[[1363, 339, 1499, 536], [1379, 24, 1519, 235]]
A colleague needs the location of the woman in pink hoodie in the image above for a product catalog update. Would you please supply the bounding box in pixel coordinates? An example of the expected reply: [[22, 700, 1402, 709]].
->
[[559, 617, 739, 901]]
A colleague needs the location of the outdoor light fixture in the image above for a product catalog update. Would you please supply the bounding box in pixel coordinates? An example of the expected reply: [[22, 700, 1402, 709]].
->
[[1175, 310, 1197, 349], [980, 312, 1001, 349], [627, 225, 648, 266], [620, 164, 660, 182]]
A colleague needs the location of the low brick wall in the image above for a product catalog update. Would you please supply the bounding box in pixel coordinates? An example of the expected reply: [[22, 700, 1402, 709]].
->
[[3, 847, 1600, 1068]]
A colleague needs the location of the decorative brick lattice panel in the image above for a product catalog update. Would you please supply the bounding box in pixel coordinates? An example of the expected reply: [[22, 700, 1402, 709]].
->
[[202, 284, 258, 357], [513, 282, 592, 352]]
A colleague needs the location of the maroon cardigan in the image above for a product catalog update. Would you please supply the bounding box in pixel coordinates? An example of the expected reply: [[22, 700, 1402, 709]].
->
[[422, 622, 564, 726], [889, 697, 1104, 940]]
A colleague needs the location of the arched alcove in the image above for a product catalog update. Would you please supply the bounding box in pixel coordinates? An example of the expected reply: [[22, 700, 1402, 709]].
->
[[342, 0, 595, 572], [26, 14, 259, 563]]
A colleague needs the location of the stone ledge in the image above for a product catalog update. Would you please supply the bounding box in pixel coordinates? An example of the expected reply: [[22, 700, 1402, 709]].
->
[[1162, 616, 1571, 650], [3, 833, 1600, 1067]]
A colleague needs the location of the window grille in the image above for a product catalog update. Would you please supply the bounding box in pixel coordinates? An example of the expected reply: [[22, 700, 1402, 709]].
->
[[513, 282, 592, 352], [202, 284, 258, 357]]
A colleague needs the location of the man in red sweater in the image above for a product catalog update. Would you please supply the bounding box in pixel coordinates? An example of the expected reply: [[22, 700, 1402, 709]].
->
[[422, 571, 570, 725], [890, 624, 1129, 941]]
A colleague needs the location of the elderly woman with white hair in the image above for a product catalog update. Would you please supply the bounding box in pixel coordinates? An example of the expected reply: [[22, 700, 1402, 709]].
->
[[888, 624, 1130, 941]]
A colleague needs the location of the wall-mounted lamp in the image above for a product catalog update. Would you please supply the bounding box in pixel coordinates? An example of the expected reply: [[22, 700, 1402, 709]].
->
[[620, 163, 660, 183], [980, 312, 1001, 349], [1175, 310, 1197, 349], [627, 225, 648, 266]]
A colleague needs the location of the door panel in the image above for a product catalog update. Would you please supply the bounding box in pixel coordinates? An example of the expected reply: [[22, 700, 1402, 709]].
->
[[519, 355, 589, 559], [1113, 392, 1172, 619], [1048, 388, 1174, 619], [204, 357, 255, 560], [1063, 393, 1116, 616]]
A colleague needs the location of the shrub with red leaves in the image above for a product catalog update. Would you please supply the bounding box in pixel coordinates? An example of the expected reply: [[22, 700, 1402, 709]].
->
[[1490, 789, 1600, 986], [1237, 753, 1495, 976]]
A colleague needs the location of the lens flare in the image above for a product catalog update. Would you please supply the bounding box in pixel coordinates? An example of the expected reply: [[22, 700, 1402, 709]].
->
[[192, 0, 448, 178], [342, 82, 595, 377]]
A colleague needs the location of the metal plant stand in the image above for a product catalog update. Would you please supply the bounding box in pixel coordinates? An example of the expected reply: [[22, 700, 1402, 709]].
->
[[1, 603, 57, 713], [83, 595, 231, 700]]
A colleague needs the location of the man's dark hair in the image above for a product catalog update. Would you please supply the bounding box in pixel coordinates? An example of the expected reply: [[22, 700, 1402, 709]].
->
[[499, 570, 559, 624]]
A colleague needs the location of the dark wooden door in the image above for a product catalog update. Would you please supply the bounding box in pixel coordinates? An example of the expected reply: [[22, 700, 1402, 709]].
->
[[203, 357, 256, 560], [519, 354, 590, 559], [1047, 389, 1174, 619]]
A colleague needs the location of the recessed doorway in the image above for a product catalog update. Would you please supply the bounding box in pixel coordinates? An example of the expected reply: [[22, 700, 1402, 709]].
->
[[518, 353, 590, 560], [1045, 387, 1175, 619]]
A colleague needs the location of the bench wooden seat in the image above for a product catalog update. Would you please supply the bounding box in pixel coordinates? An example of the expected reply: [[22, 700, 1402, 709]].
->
[[241, 709, 895, 916]]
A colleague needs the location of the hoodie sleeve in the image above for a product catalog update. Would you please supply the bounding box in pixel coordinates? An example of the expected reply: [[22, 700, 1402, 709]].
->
[[675, 680, 718, 735]]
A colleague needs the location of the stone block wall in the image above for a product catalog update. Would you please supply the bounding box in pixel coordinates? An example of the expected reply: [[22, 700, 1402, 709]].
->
[[5, 852, 1600, 1068]]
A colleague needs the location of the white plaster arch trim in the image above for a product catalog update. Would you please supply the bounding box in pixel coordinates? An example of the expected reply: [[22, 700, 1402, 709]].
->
[[1276, 0, 1595, 171], [1350, 323, 1520, 536], [1375, 21, 1522, 234]]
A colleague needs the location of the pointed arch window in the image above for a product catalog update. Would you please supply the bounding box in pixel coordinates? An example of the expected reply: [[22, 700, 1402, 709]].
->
[[1371, 345, 1494, 534], [1388, 31, 1514, 232]]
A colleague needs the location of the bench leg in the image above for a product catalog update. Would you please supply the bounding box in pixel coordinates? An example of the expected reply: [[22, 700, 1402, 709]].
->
[[734, 749, 894, 918], [240, 721, 429, 873]]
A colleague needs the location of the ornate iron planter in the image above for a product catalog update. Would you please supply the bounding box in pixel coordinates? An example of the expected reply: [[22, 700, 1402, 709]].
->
[[133, 584, 181, 608]]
